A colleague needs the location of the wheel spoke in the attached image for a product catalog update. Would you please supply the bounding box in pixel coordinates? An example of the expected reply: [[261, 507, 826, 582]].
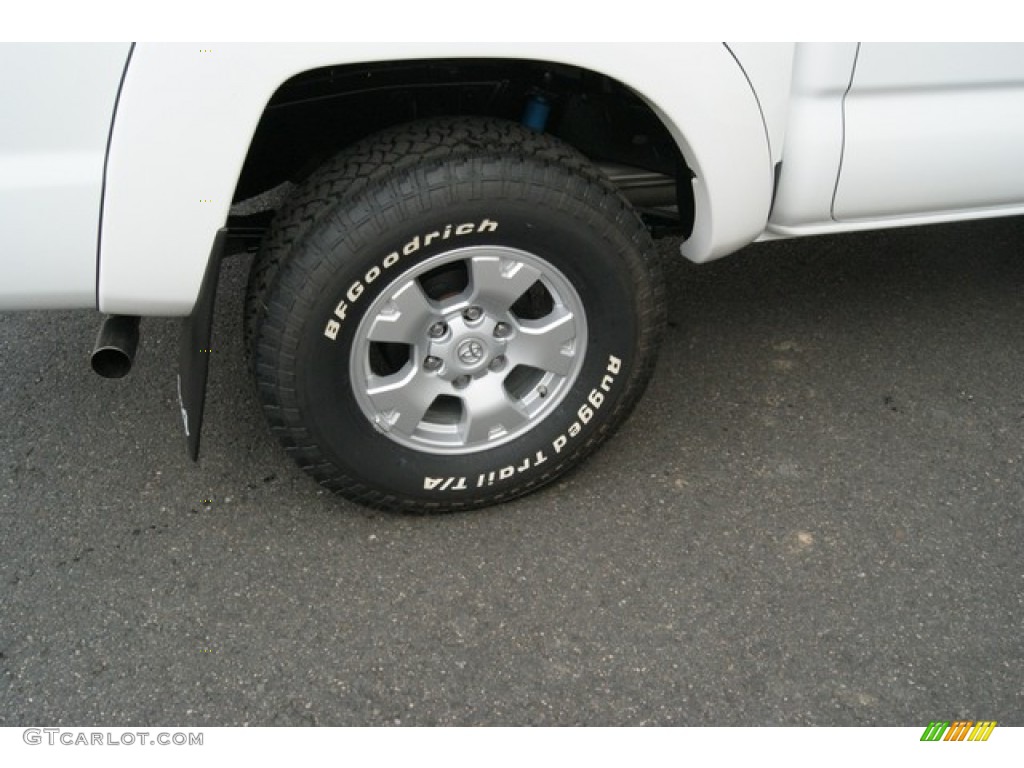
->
[[467, 254, 542, 312], [460, 375, 530, 444], [507, 307, 579, 376], [365, 365, 446, 437], [365, 279, 436, 344]]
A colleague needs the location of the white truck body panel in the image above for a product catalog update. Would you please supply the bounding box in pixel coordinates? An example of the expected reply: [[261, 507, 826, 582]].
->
[[0, 43, 130, 309], [835, 43, 1024, 220], [98, 42, 775, 314], [768, 42, 1024, 238]]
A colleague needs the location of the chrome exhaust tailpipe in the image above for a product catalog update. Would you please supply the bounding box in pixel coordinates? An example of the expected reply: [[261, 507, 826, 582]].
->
[[91, 315, 141, 378]]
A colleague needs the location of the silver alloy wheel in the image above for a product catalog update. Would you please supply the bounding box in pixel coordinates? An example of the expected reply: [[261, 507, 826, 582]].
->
[[349, 245, 587, 455]]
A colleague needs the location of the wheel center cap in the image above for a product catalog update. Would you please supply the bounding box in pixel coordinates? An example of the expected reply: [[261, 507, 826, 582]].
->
[[456, 338, 486, 366]]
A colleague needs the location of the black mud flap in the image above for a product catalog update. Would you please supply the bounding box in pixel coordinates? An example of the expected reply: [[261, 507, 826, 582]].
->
[[177, 228, 227, 461]]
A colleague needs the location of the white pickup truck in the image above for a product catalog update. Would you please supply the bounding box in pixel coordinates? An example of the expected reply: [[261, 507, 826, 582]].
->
[[4, 42, 1023, 511]]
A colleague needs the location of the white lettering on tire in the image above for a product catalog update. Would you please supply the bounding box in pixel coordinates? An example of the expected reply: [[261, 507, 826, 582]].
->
[[423, 354, 623, 491], [323, 218, 499, 340]]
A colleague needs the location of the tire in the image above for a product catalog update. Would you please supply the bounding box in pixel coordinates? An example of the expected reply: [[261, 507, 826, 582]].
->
[[251, 120, 664, 511]]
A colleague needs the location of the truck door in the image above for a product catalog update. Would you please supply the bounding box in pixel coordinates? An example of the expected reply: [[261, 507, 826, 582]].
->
[[834, 43, 1024, 221]]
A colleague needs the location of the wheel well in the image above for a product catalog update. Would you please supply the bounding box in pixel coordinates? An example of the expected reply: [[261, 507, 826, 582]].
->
[[230, 58, 695, 237]]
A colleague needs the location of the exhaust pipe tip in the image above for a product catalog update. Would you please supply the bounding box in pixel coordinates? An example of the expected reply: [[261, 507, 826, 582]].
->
[[91, 315, 140, 378]]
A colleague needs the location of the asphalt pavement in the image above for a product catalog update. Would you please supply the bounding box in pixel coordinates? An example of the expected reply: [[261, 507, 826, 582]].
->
[[1, 216, 1022, 725]]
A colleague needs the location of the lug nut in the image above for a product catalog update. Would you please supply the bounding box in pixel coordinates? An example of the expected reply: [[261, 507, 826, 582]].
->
[[428, 321, 447, 339], [493, 322, 511, 338], [463, 306, 483, 322], [488, 355, 506, 372], [453, 375, 471, 389], [424, 355, 442, 371]]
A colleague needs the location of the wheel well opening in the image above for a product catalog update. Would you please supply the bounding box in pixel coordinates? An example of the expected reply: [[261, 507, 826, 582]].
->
[[229, 58, 695, 240]]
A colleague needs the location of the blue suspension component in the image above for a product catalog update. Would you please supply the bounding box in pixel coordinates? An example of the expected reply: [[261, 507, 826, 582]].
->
[[521, 94, 551, 132]]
